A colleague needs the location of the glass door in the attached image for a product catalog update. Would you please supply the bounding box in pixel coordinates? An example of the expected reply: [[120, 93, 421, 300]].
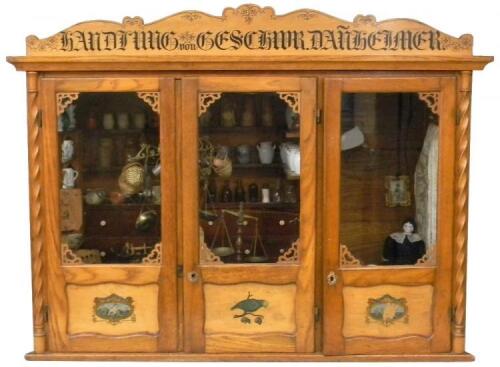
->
[[181, 77, 316, 353], [323, 76, 456, 355], [40, 77, 178, 352]]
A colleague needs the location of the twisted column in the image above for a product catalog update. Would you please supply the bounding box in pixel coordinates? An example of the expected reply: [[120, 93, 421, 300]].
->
[[453, 71, 472, 353], [27, 72, 46, 353]]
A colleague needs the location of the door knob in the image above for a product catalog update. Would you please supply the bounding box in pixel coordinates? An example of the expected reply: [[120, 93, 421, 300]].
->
[[187, 271, 200, 283], [326, 271, 337, 286]]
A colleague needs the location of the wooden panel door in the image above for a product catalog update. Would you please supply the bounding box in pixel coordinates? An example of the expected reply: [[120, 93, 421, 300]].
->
[[181, 77, 316, 353], [323, 76, 456, 355], [39, 77, 178, 352]]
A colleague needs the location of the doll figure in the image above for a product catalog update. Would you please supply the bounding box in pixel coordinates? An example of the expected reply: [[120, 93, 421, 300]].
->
[[382, 219, 426, 265]]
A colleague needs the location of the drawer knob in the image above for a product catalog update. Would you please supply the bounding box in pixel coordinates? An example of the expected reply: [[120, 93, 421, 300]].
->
[[99, 220, 107, 227]]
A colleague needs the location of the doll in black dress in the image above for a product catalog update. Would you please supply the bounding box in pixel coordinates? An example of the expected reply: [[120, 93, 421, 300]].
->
[[382, 219, 426, 265]]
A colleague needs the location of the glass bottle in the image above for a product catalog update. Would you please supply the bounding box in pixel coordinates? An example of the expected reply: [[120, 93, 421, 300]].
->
[[272, 179, 282, 203], [248, 183, 259, 202], [220, 180, 233, 202], [235, 179, 246, 202]]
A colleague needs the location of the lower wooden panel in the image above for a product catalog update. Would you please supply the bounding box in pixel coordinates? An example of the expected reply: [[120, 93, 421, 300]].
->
[[205, 334, 295, 353], [343, 285, 433, 338], [345, 336, 431, 355], [66, 283, 159, 337], [203, 283, 297, 353], [25, 352, 475, 362]]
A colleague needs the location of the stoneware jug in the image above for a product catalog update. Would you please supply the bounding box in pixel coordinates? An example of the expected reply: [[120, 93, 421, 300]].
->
[[62, 167, 79, 189]]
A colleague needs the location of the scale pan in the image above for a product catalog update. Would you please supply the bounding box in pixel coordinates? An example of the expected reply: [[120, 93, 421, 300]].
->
[[244, 255, 269, 263], [199, 210, 219, 221], [212, 246, 235, 257]]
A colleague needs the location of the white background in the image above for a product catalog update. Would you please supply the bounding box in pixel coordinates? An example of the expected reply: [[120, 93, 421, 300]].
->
[[0, 0, 499, 366]]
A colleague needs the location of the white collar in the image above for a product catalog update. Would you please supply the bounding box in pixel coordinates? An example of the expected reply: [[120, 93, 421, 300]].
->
[[390, 232, 422, 244]]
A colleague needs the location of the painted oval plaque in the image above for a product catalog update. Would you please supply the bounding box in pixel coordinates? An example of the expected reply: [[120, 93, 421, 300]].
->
[[93, 294, 135, 324], [366, 294, 408, 326]]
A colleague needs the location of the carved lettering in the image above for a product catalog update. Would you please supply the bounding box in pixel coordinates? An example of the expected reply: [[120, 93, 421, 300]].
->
[[58, 27, 444, 53]]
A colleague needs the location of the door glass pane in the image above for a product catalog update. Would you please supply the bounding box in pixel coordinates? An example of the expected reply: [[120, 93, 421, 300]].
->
[[198, 92, 300, 264], [340, 93, 438, 267], [58, 92, 161, 264]]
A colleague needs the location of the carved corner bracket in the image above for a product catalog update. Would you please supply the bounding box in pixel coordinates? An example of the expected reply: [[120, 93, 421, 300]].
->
[[137, 92, 160, 113], [277, 92, 300, 114], [56, 93, 80, 116], [277, 239, 299, 263], [142, 243, 162, 264], [416, 245, 436, 266], [199, 92, 222, 116], [200, 227, 223, 264], [61, 243, 84, 265], [418, 92, 440, 115], [340, 244, 362, 267]]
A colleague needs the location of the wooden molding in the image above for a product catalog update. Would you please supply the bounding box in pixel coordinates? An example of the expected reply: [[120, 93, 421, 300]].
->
[[199, 93, 222, 116], [142, 243, 162, 264], [25, 4, 473, 57], [277, 92, 300, 114]]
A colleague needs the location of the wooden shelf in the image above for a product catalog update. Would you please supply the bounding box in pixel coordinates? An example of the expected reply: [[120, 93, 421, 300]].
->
[[203, 202, 298, 210], [285, 130, 300, 138], [200, 126, 283, 135]]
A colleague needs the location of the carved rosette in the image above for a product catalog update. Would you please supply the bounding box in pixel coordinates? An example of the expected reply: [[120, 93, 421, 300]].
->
[[182, 12, 202, 22], [56, 93, 80, 116], [277, 239, 299, 263], [142, 243, 162, 264], [277, 92, 300, 114], [297, 11, 318, 21], [452, 72, 472, 353], [61, 243, 84, 265], [418, 92, 440, 115], [137, 92, 160, 113], [340, 244, 362, 267], [233, 4, 265, 24], [199, 93, 222, 116], [27, 72, 46, 353]]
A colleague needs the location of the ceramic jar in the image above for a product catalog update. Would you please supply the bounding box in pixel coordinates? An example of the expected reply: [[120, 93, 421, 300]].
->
[[133, 113, 146, 129], [84, 189, 106, 205], [261, 95, 274, 127], [280, 143, 300, 175], [102, 113, 115, 130], [237, 144, 251, 164], [256, 141, 275, 164], [61, 137, 74, 164], [98, 138, 114, 169], [117, 113, 130, 130], [241, 96, 256, 127]]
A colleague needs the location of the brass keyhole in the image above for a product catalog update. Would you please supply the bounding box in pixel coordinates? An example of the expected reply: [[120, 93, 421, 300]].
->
[[188, 271, 200, 283], [327, 271, 337, 286]]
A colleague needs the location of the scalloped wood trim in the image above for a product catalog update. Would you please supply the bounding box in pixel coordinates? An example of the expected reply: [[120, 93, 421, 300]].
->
[[61, 243, 84, 265], [199, 93, 222, 116], [25, 5, 474, 57], [340, 244, 362, 267], [277, 92, 300, 114], [277, 239, 299, 263], [142, 243, 162, 264], [56, 93, 79, 116], [418, 92, 439, 115], [137, 92, 160, 113]]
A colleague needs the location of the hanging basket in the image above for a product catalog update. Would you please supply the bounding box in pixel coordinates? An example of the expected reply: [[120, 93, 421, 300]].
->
[[118, 162, 145, 196]]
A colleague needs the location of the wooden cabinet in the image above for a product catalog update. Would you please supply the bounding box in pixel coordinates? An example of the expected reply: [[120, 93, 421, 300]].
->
[[6, 4, 493, 362]]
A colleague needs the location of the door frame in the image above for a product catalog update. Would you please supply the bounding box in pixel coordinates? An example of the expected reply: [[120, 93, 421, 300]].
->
[[180, 76, 317, 353], [39, 76, 178, 352], [322, 76, 456, 355]]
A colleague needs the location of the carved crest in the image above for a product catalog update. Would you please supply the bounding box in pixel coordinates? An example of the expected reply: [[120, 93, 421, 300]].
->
[[25, 5, 473, 57]]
